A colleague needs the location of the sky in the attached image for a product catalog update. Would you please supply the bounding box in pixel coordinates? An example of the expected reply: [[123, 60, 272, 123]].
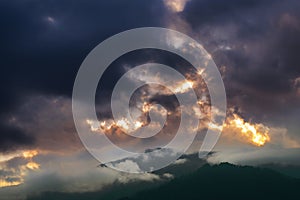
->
[[1, 0, 300, 199]]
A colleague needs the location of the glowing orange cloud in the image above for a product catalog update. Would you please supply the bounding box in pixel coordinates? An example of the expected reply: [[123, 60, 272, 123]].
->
[[22, 150, 38, 159], [164, 0, 190, 12], [87, 117, 145, 134], [173, 80, 194, 94], [0, 149, 40, 188], [223, 114, 270, 146], [0, 179, 23, 188], [23, 150, 40, 170], [26, 162, 40, 170], [142, 102, 151, 113]]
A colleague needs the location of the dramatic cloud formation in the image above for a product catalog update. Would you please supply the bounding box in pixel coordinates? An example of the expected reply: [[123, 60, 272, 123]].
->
[[223, 113, 270, 146], [1, 0, 300, 198], [0, 150, 40, 188]]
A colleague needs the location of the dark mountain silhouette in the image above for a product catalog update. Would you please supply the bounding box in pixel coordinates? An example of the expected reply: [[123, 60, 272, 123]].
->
[[27, 162, 300, 200], [260, 163, 300, 178], [124, 163, 300, 200], [153, 153, 207, 177]]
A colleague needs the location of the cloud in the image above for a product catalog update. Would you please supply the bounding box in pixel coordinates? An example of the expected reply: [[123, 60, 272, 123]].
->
[[0, 122, 34, 153], [114, 160, 142, 173], [208, 147, 300, 166], [179, 0, 300, 97], [268, 127, 300, 148], [222, 112, 271, 147], [0, 92, 189, 196], [104, 148, 182, 173], [0, 150, 40, 189], [0, 94, 83, 154], [1, 0, 300, 197], [8, 95, 82, 154], [215, 109, 300, 148], [292, 76, 300, 96], [163, 0, 190, 13], [0, 150, 122, 199], [0, 0, 166, 118], [162, 0, 300, 144], [0, 149, 178, 199], [173, 158, 188, 165]]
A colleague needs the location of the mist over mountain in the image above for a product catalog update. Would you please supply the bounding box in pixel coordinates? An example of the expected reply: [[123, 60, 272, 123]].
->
[[27, 159, 300, 200]]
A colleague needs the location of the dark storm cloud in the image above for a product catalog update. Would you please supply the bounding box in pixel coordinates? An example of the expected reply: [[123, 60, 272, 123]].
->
[[182, 0, 300, 90], [1, 0, 300, 152], [0, 0, 166, 152], [0, 95, 81, 153], [179, 0, 300, 126], [12, 96, 82, 153], [0, 122, 34, 152], [0, 0, 165, 107], [183, 0, 276, 27]]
